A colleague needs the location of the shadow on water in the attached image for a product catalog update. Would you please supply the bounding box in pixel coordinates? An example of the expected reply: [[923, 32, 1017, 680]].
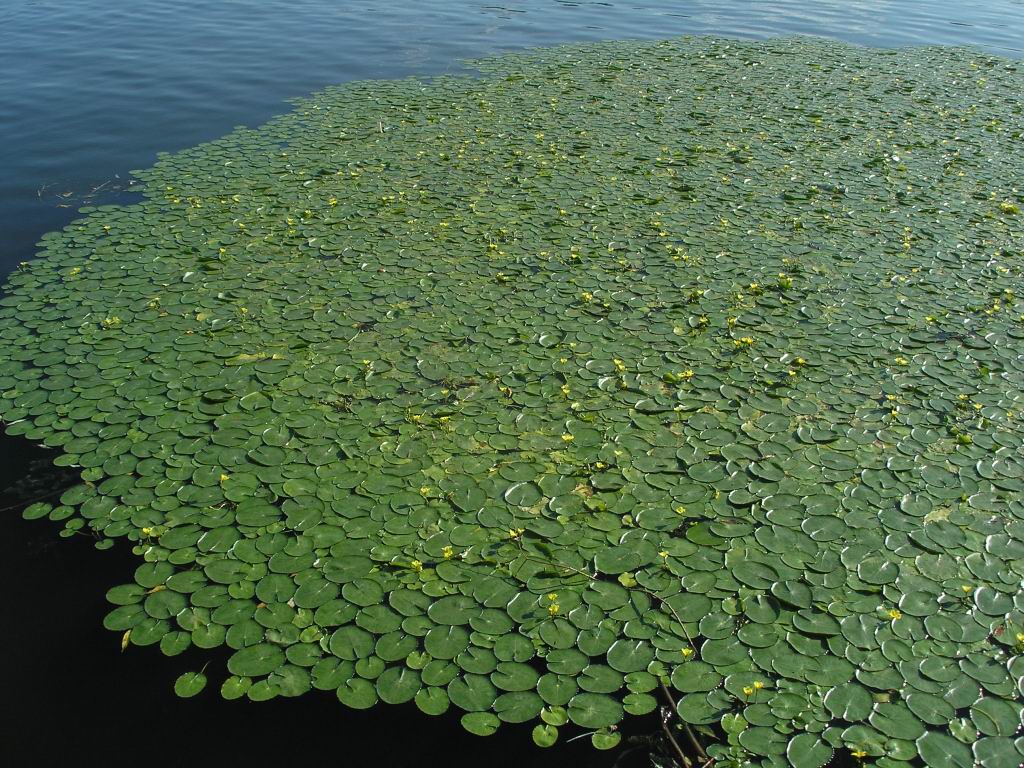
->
[[1, 430, 659, 767]]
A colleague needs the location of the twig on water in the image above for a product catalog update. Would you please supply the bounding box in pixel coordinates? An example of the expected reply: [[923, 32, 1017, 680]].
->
[[659, 681, 709, 762], [660, 705, 691, 768]]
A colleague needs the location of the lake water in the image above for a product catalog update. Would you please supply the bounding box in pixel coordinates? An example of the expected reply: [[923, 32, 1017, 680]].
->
[[2, 1, 1022, 765], [2, 0, 1022, 281]]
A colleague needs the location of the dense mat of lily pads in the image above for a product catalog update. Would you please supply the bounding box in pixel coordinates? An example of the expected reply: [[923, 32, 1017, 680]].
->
[[2, 36, 1024, 767]]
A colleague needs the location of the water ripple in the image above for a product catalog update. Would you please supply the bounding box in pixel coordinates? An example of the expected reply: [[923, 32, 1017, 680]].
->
[[1, 0, 1020, 274]]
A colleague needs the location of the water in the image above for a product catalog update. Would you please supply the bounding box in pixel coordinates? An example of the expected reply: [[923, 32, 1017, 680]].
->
[[2, 1, 1022, 279], [1, 1, 1021, 764]]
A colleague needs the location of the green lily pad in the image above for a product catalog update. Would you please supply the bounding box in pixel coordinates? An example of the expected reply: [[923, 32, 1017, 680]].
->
[[173, 671, 207, 698], [227, 643, 285, 677], [824, 683, 873, 721], [3, 36, 1022, 761], [567, 692, 623, 729]]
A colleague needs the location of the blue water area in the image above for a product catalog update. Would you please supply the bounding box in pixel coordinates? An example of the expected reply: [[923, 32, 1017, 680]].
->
[[1, 0, 1022, 279]]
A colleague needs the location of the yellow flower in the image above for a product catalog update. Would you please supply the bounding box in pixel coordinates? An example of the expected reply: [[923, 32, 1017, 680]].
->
[[675, 505, 687, 515], [419, 486, 431, 496], [888, 609, 902, 620], [219, 473, 230, 483], [961, 585, 973, 593], [442, 545, 454, 560], [613, 359, 626, 372], [561, 433, 575, 442], [548, 603, 560, 616], [753, 680, 765, 690], [580, 291, 593, 303], [794, 357, 806, 366], [546, 593, 558, 601], [659, 550, 669, 559], [410, 560, 423, 572], [894, 356, 909, 366], [681, 648, 693, 658], [851, 749, 868, 759], [742, 686, 754, 697], [508, 528, 525, 540], [681, 369, 694, 380]]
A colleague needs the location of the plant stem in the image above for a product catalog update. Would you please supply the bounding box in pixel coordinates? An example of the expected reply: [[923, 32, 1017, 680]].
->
[[660, 681, 709, 761], [660, 707, 692, 768]]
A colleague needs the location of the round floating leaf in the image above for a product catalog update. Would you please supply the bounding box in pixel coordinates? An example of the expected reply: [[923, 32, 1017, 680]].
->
[[739, 726, 787, 756], [591, 729, 622, 750], [671, 662, 722, 694], [220, 675, 251, 700], [971, 696, 1022, 737], [916, 731, 974, 768], [414, 687, 450, 716], [568, 693, 623, 729], [504, 482, 541, 507], [906, 692, 955, 725], [824, 683, 872, 721], [227, 644, 285, 677], [532, 724, 559, 748], [594, 546, 642, 575], [337, 678, 378, 710], [174, 671, 207, 698], [376, 666, 421, 705], [460, 712, 500, 737], [972, 737, 1020, 768], [607, 640, 654, 673], [786, 733, 832, 768]]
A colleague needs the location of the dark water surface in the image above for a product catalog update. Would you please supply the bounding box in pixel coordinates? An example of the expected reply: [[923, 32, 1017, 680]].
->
[[2, 1, 1022, 765]]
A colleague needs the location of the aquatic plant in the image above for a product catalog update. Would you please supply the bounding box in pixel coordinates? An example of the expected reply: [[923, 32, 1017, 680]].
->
[[2, 36, 1023, 767]]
